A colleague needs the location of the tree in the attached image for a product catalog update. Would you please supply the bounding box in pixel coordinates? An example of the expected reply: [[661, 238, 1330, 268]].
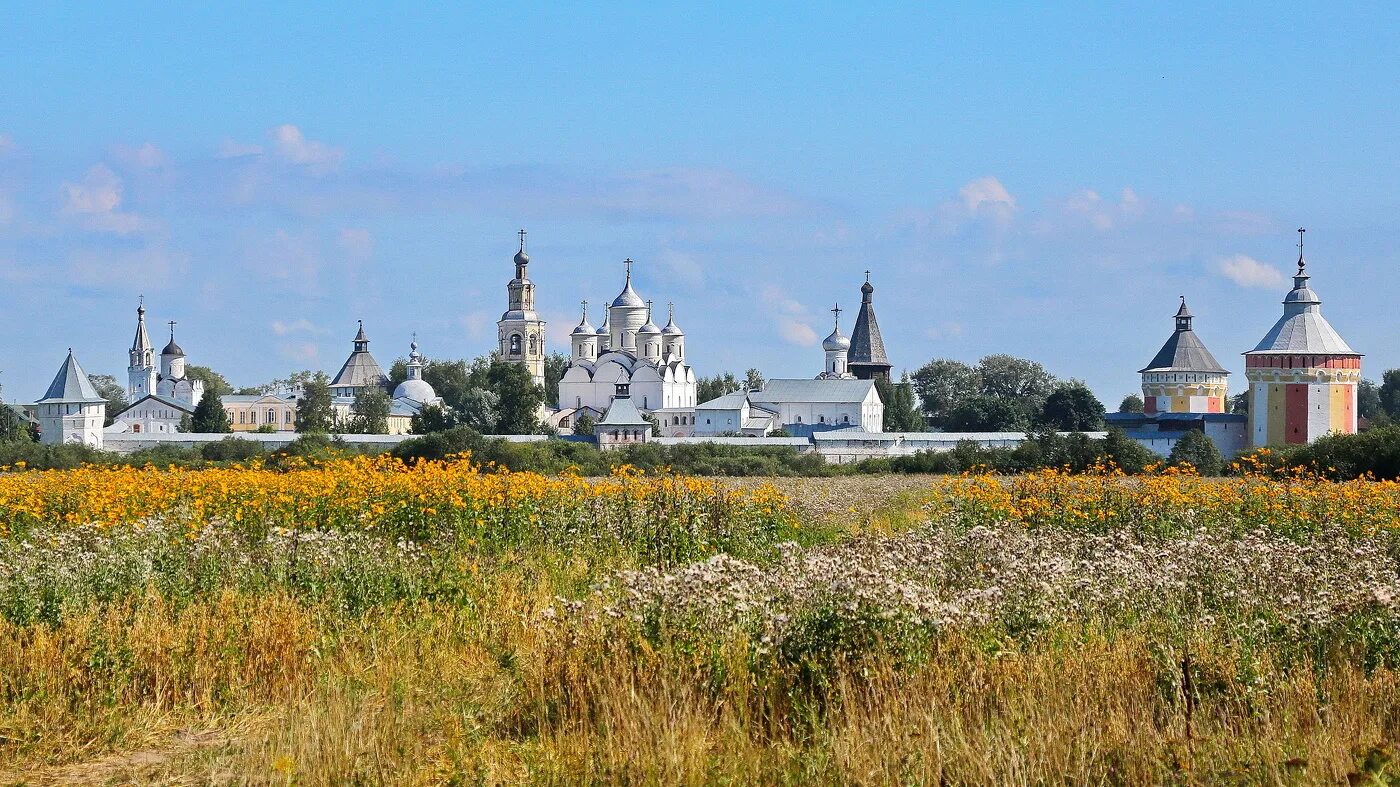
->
[[348, 387, 391, 434], [976, 354, 1056, 424], [457, 388, 501, 433], [295, 372, 335, 433], [643, 412, 661, 437], [744, 368, 766, 393], [0, 381, 32, 444], [1381, 370, 1400, 420], [257, 370, 319, 397], [488, 358, 544, 435], [1230, 392, 1250, 415], [190, 389, 231, 433], [1039, 382, 1105, 431], [573, 412, 596, 436], [877, 375, 924, 432], [411, 404, 457, 435], [87, 374, 128, 426], [544, 352, 570, 407], [945, 395, 1029, 432], [177, 413, 193, 433], [1101, 428, 1158, 474], [1168, 429, 1223, 475], [697, 372, 741, 404], [910, 359, 980, 428], [1118, 394, 1145, 413], [185, 365, 233, 398]]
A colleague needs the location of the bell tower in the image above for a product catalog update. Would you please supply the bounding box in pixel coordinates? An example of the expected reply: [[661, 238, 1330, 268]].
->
[[496, 229, 547, 389]]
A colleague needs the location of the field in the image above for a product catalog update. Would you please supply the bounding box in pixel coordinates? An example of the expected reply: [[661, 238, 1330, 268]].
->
[[2, 459, 1400, 784]]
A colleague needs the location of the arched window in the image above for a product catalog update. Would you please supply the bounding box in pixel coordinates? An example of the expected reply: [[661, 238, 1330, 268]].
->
[[267, 409, 276, 424], [529, 335, 538, 354], [510, 334, 522, 355]]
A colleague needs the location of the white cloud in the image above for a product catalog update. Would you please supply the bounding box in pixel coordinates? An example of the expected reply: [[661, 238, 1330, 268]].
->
[[760, 285, 807, 316], [1060, 187, 1144, 231], [278, 342, 320, 362], [924, 322, 964, 340], [959, 176, 1017, 216], [458, 311, 490, 341], [271, 124, 344, 169], [337, 227, 374, 260], [655, 249, 703, 287], [1217, 254, 1286, 289], [271, 318, 323, 336], [59, 164, 153, 234], [217, 139, 264, 159], [112, 142, 167, 169], [777, 317, 818, 346]]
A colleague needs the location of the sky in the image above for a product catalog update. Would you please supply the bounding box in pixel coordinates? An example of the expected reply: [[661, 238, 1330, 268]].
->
[[2, 2, 1398, 405]]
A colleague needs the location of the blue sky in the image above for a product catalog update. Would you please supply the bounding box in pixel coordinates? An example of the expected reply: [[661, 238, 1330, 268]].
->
[[2, 2, 1397, 404]]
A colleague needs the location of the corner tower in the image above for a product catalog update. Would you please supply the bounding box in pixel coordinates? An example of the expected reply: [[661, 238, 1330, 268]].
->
[[497, 229, 546, 389], [1243, 229, 1362, 446], [1139, 297, 1230, 413]]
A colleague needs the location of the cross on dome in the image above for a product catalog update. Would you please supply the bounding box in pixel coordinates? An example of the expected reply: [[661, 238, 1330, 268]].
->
[[1296, 227, 1306, 273]]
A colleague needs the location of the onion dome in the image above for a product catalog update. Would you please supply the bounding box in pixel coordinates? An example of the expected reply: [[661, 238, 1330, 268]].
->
[[661, 302, 684, 335], [162, 327, 185, 357], [611, 258, 645, 307], [572, 302, 596, 335], [638, 300, 661, 335], [823, 302, 850, 351], [514, 248, 529, 266], [596, 308, 611, 336], [393, 377, 436, 403]]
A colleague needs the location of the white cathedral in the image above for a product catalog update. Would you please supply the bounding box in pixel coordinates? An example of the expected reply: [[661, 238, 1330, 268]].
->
[[555, 258, 698, 424], [107, 300, 207, 435]]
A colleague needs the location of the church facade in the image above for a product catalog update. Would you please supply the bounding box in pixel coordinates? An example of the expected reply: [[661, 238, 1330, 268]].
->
[[557, 259, 697, 416], [110, 301, 205, 435]]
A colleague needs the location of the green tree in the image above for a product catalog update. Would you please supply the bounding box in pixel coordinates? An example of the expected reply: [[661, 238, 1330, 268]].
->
[[1118, 394, 1145, 413], [1380, 370, 1400, 419], [1101, 428, 1158, 474], [185, 365, 233, 398], [411, 404, 457, 435], [544, 352, 570, 406], [177, 413, 193, 433], [945, 395, 1029, 432], [0, 381, 33, 444], [190, 389, 231, 433], [697, 372, 741, 403], [877, 375, 924, 432], [977, 354, 1056, 424], [258, 370, 318, 396], [1039, 382, 1105, 431], [910, 359, 980, 428], [295, 373, 335, 433], [744, 368, 766, 392], [87, 373, 128, 426], [573, 412, 596, 436], [1230, 392, 1250, 415], [488, 358, 544, 435], [643, 412, 661, 437], [348, 387, 392, 434], [1168, 429, 1224, 475]]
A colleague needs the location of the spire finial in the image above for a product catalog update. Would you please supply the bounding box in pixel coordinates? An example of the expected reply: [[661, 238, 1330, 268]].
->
[[624, 258, 633, 282], [581, 299, 589, 319], [832, 302, 842, 329], [864, 270, 871, 283], [646, 299, 653, 318], [668, 301, 675, 322], [518, 228, 527, 252], [1296, 226, 1307, 274], [167, 320, 176, 339]]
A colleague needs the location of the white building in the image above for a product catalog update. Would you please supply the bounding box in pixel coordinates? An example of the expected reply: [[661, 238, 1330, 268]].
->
[[112, 304, 204, 435], [388, 337, 443, 435], [497, 230, 547, 390], [692, 379, 883, 437], [330, 320, 388, 400], [817, 304, 856, 380], [557, 260, 697, 415], [596, 383, 654, 450], [35, 350, 107, 448]]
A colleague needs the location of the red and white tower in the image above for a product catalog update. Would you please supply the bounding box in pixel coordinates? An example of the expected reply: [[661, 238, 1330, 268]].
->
[[1244, 229, 1362, 447]]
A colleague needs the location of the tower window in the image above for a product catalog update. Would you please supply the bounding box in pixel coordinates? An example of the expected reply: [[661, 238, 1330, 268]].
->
[[510, 335, 522, 355]]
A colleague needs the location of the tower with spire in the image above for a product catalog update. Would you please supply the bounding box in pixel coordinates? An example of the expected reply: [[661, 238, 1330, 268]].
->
[[847, 272, 892, 381], [1139, 297, 1230, 414], [497, 229, 547, 389], [35, 349, 106, 447], [155, 320, 204, 407], [818, 303, 855, 379], [330, 320, 388, 399], [1243, 229, 1362, 446], [127, 297, 157, 402], [571, 301, 599, 362]]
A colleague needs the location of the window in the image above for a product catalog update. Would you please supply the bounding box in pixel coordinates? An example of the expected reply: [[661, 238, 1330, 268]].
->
[[529, 335, 538, 354], [510, 334, 522, 355], [268, 409, 276, 424]]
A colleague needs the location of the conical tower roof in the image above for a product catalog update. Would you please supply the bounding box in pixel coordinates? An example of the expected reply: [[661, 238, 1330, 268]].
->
[[848, 273, 891, 377], [1140, 298, 1229, 374], [1245, 230, 1359, 356], [38, 350, 105, 404]]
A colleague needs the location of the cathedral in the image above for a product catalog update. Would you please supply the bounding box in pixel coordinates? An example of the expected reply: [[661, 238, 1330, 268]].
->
[[556, 258, 698, 418]]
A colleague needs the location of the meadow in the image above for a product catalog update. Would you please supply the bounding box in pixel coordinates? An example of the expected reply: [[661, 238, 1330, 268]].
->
[[1, 458, 1399, 784]]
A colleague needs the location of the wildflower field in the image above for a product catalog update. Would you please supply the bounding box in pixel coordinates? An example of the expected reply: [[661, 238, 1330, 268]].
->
[[2, 459, 1400, 784]]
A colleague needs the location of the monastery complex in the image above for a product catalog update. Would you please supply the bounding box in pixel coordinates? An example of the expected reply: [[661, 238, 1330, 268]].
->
[[23, 228, 1364, 461]]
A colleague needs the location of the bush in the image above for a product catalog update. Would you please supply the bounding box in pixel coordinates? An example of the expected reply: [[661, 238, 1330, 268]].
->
[[200, 436, 264, 462], [1168, 430, 1223, 476]]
